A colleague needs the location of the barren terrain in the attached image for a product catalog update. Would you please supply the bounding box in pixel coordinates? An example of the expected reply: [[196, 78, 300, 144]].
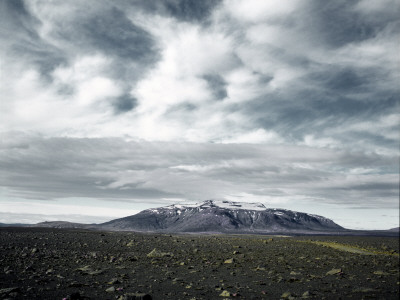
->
[[0, 228, 399, 299]]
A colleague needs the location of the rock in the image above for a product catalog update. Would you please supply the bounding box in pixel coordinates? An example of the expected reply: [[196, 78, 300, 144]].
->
[[302, 291, 310, 298], [106, 286, 116, 292], [108, 278, 121, 284], [290, 271, 300, 275], [281, 291, 291, 298], [147, 248, 173, 258], [373, 270, 389, 275], [326, 268, 342, 275], [0, 287, 20, 296], [118, 293, 152, 300], [224, 258, 234, 264], [75, 265, 103, 275], [219, 290, 230, 297], [352, 287, 377, 293]]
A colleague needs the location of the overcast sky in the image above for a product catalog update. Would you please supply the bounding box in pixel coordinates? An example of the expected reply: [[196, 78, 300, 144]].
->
[[0, 0, 399, 230]]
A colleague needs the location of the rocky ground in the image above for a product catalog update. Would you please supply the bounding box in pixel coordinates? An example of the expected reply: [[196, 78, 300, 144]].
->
[[0, 228, 399, 300]]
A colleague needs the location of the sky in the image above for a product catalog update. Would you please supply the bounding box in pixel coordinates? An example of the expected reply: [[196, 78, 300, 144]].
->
[[0, 0, 399, 230]]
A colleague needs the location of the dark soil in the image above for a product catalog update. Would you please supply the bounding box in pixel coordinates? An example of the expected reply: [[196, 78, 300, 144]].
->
[[1, 228, 399, 299]]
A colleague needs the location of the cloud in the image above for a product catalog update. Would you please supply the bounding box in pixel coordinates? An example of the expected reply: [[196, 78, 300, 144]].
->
[[0, 133, 397, 210], [1, 0, 398, 149], [0, 1, 398, 229]]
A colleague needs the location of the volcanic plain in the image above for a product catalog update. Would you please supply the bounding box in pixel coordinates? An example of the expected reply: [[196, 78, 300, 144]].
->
[[0, 228, 399, 299]]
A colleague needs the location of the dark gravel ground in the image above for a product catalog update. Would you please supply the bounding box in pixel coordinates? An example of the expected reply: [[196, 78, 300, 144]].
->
[[0, 228, 399, 300]]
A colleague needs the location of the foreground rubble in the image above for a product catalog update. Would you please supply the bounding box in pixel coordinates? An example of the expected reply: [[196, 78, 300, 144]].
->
[[0, 228, 399, 299]]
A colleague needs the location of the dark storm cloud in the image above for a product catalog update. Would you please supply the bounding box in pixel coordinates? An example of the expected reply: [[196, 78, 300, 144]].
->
[[0, 0, 66, 77], [0, 0, 38, 38], [136, 0, 222, 23], [203, 74, 227, 100], [242, 60, 398, 148], [77, 7, 157, 61], [303, 0, 395, 48], [113, 95, 138, 114], [1, 0, 161, 88], [163, 0, 222, 22], [222, 0, 399, 151], [248, 93, 398, 150]]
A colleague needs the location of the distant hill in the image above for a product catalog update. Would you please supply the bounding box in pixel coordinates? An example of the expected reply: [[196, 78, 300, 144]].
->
[[0, 222, 29, 227], [34, 221, 96, 229], [388, 227, 399, 232]]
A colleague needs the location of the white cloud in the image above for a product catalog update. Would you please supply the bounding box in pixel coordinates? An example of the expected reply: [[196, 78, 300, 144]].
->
[[303, 135, 340, 149], [226, 0, 301, 23], [221, 128, 282, 144]]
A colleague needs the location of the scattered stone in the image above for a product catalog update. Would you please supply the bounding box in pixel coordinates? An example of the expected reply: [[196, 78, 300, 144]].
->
[[219, 290, 230, 297], [326, 268, 342, 275], [118, 293, 152, 300], [352, 287, 377, 293], [0, 287, 20, 296], [106, 286, 116, 292], [108, 278, 121, 284], [1, 228, 398, 299], [290, 271, 301, 275], [147, 248, 173, 258], [302, 291, 310, 298], [281, 291, 292, 298], [373, 270, 389, 275], [75, 265, 103, 275]]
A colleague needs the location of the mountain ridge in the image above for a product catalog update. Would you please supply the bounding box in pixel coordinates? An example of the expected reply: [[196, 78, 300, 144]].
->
[[100, 200, 344, 233], [21, 200, 399, 236]]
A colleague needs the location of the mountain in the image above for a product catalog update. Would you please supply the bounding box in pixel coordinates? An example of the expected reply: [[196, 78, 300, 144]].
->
[[100, 200, 344, 233]]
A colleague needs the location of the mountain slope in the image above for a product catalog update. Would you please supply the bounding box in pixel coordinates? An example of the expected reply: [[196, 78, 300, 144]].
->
[[100, 200, 344, 233]]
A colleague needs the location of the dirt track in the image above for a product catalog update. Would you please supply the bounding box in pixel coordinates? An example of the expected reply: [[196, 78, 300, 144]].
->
[[0, 228, 399, 299]]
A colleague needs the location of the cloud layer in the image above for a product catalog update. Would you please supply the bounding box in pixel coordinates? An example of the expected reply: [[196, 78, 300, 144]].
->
[[0, 0, 399, 229]]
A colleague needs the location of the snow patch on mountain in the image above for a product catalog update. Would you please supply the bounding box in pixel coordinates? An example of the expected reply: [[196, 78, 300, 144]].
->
[[165, 200, 267, 211]]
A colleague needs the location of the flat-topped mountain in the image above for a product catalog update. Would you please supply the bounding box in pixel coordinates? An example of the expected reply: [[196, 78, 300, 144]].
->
[[100, 200, 344, 233]]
